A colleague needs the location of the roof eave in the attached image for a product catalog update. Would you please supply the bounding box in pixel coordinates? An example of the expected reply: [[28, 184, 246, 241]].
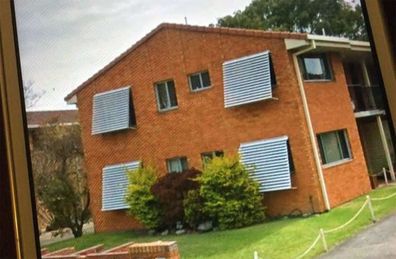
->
[[66, 94, 77, 104], [285, 34, 371, 53]]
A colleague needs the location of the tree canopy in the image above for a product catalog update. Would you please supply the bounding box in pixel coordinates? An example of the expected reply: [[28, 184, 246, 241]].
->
[[32, 124, 90, 237], [217, 0, 367, 40], [23, 81, 45, 109]]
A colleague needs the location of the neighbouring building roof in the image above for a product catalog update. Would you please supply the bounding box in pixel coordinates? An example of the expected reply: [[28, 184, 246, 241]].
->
[[64, 23, 307, 102], [27, 110, 79, 128]]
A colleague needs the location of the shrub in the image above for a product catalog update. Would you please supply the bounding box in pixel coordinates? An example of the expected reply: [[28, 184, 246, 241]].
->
[[151, 168, 201, 229], [196, 155, 265, 230], [125, 166, 161, 229], [184, 189, 208, 228]]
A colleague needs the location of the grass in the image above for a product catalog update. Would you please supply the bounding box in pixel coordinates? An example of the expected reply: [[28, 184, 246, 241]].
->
[[45, 185, 396, 258]]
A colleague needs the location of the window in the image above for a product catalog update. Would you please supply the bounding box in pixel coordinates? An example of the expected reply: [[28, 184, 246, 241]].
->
[[102, 161, 140, 211], [166, 157, 188, 173], [317, 130, 351, 165], [239, 136, 292, 192], [189, 71, 211, 91], [155, 80, 178, 111], [201, 150, 224, 164], [92, 86, 136, 135], [299, 54, 332, 81], [223, 50, 276, 108]]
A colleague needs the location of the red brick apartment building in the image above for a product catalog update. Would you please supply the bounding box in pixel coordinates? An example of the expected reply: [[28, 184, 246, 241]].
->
[[65, 23, 395, 233]]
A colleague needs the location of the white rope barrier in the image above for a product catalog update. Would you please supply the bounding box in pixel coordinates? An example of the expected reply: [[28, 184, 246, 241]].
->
[[371, 191, 396, 201], [254, 187, 396, 259], [324, 199, 369, 234], [294, 233, 321, 259]]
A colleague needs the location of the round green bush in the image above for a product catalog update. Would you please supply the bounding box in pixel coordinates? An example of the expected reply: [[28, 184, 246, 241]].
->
[[191, 155, 265, 230], [125, 166, 161, 229]]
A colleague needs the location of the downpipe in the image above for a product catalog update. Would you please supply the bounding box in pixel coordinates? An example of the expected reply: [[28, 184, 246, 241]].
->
[[291, 40, 331, 211]]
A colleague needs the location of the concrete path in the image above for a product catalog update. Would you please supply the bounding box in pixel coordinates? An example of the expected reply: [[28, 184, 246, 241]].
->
[[320, 213, 396, 259]]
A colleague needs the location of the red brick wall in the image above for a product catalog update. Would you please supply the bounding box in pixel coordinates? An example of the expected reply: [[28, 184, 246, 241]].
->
[[304, 53, 371, 208], [76, 27, 367, 232]]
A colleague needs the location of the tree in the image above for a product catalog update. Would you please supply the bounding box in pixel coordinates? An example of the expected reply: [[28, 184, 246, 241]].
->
[[23, 80, 45, 109], [31, 124, 90, 237], [186, 156, 265, 230], [151, 168, 201, 229], [217, 0, 367, 40]]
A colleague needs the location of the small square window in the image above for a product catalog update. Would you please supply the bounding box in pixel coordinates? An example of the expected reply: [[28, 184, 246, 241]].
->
[[201, 150, 224, 164], [190, 74, 201, 90], [188, 71, 211, 91], [166, 157, 188, 173], [317, 130, 351, 165], [155, 80, 178, 111], [299, 54, 332, 81]]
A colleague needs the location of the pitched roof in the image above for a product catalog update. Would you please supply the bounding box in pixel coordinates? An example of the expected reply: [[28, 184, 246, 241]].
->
[[64, 23, 307, 102], [27, 110, 78, 128]]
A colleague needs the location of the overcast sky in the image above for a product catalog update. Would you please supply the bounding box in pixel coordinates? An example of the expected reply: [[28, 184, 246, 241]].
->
[[14, 0, 252, 111]]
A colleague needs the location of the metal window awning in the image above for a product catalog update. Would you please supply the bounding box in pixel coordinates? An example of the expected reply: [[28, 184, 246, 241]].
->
[[92, 86, 132, 135], [102, 161, 140, 211], [239, 136, 292, 192], [223, 51, 274, 108]]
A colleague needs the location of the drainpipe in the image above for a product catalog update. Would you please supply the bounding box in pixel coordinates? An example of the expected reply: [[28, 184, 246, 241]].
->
[[291, 40, 331, 211]]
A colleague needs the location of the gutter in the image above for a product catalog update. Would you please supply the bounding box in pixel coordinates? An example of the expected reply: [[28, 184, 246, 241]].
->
[[291, 40, 331, 211]]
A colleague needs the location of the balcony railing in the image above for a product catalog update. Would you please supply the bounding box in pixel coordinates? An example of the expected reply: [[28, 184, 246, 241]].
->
[[348, 84, 385, 113]]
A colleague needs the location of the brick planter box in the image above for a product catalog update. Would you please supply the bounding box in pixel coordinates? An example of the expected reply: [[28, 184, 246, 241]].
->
[[42, 241, 180, 259], [129, 241, 180, 259]]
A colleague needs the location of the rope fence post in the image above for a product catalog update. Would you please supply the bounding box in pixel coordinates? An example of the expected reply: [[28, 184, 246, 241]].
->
[[383, 168, 389, 185], [253, 251, 258, 259], [366, 195, 376, 223], [319, 228, 328, 252]]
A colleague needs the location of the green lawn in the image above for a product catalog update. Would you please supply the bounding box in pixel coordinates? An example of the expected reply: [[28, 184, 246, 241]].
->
[[45, 185, 396, 258]]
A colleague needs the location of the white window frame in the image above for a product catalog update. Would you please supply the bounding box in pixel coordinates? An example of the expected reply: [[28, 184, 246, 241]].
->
[[154, 80, 178, 112], [188, 71, 211, 92], [317, 129, 352, 167], [166, 157, 188, 173], [201, 150, 224, 164]]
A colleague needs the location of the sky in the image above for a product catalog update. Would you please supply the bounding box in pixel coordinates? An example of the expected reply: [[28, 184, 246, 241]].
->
[[14, 0, 252, 111]]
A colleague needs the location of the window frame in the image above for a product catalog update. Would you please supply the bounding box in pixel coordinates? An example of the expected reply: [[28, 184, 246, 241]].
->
[[188, 70, 211, 92], [299, 53, 333, 82], [317, 129, 352, 167], [201, 150, 224, 164], [154, 79, 178, 112], [166, 156, 188, 173]]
